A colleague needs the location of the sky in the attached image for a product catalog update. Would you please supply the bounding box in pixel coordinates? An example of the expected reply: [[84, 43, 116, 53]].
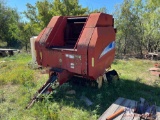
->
[[5, 0, 123, 13], [6, 0, 123, 15]]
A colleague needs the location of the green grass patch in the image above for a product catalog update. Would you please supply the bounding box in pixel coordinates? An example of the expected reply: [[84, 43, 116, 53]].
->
[[0, 41, 7, 47], [0, 53, 34, 85], [0, 54, 160, 120]]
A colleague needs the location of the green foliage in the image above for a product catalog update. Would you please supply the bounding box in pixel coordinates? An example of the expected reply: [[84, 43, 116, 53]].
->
[[24, 0, 53, 31], [18, 22, 35, 51], [24, 0, 88, 32], [115, 0, 160, 56], [0, 1, 20, 47], [51, 0, 88, 16], [89, 7, 107, 13], [36, 0, 53, 28]]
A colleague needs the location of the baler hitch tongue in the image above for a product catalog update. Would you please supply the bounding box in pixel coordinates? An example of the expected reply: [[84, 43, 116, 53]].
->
[[25, 75, 57, 109]]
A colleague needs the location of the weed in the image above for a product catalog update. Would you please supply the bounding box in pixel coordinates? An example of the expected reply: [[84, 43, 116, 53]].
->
[[0, 90, 5, 103], [0, 54, 35, 86]]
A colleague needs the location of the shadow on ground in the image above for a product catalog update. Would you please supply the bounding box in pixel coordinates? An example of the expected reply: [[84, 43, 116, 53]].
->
[[50, 77, 160, 116]]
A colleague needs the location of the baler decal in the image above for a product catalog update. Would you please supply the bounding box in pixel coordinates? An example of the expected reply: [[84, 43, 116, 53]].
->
[[92, 58, 94, 67], [70, 63, 74, 69], [40, 52, 42, 60], [65, 54, 75, 59], [99, 41, 115, 59]]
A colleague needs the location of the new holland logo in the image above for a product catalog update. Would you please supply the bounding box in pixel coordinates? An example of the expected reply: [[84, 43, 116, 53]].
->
[[99, 41, 115, 59]]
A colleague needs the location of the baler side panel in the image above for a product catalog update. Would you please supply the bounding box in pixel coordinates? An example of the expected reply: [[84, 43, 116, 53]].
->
[[42, 49, 62, 68], [35, 28, 46, 65], [77, 28, 95, 75], [39, 16, 63, 45], [85, 13, 113, 27], [76, 13, 103, 75], [39, 16, 67, 47], [88, 27, 116, 79], [76, 13, 114, 77], [37, 48, 82, 74], [62, 52, 82, 74], [35, 17, 68, 67], [48, 17, 67, 47], [47, 16, 63, 28]]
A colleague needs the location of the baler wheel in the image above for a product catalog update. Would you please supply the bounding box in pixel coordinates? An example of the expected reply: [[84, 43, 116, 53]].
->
[[69, 76, 98, 88], [96, 76, 104, 88]]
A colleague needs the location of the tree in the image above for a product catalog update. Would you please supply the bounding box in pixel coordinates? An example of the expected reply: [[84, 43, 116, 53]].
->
[[142, 0, 160, 52], [18, 22, 35, 51], [24, 0, 53, 31], [24, 0, 88, 33], [114, 0, 135, 55], [0, 0, 6, 42], [36, 0, 53, 28], [0, 0, 20, 47], [89, 7, 107, 13], [51, 0, 88, 16], [24, 0, 88, 32], [114, 0, 160, 57]]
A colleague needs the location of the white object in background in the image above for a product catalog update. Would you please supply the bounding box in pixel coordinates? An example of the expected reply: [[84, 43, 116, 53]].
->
[[30, 36, 37, 63]]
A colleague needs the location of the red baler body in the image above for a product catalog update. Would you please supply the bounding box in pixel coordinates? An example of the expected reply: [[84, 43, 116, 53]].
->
[[35, 13, 116, 85]]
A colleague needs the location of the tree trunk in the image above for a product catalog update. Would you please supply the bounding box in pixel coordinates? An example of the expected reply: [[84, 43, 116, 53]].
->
[[123, 35, 127, 55], [25, 44, 28, 52]]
